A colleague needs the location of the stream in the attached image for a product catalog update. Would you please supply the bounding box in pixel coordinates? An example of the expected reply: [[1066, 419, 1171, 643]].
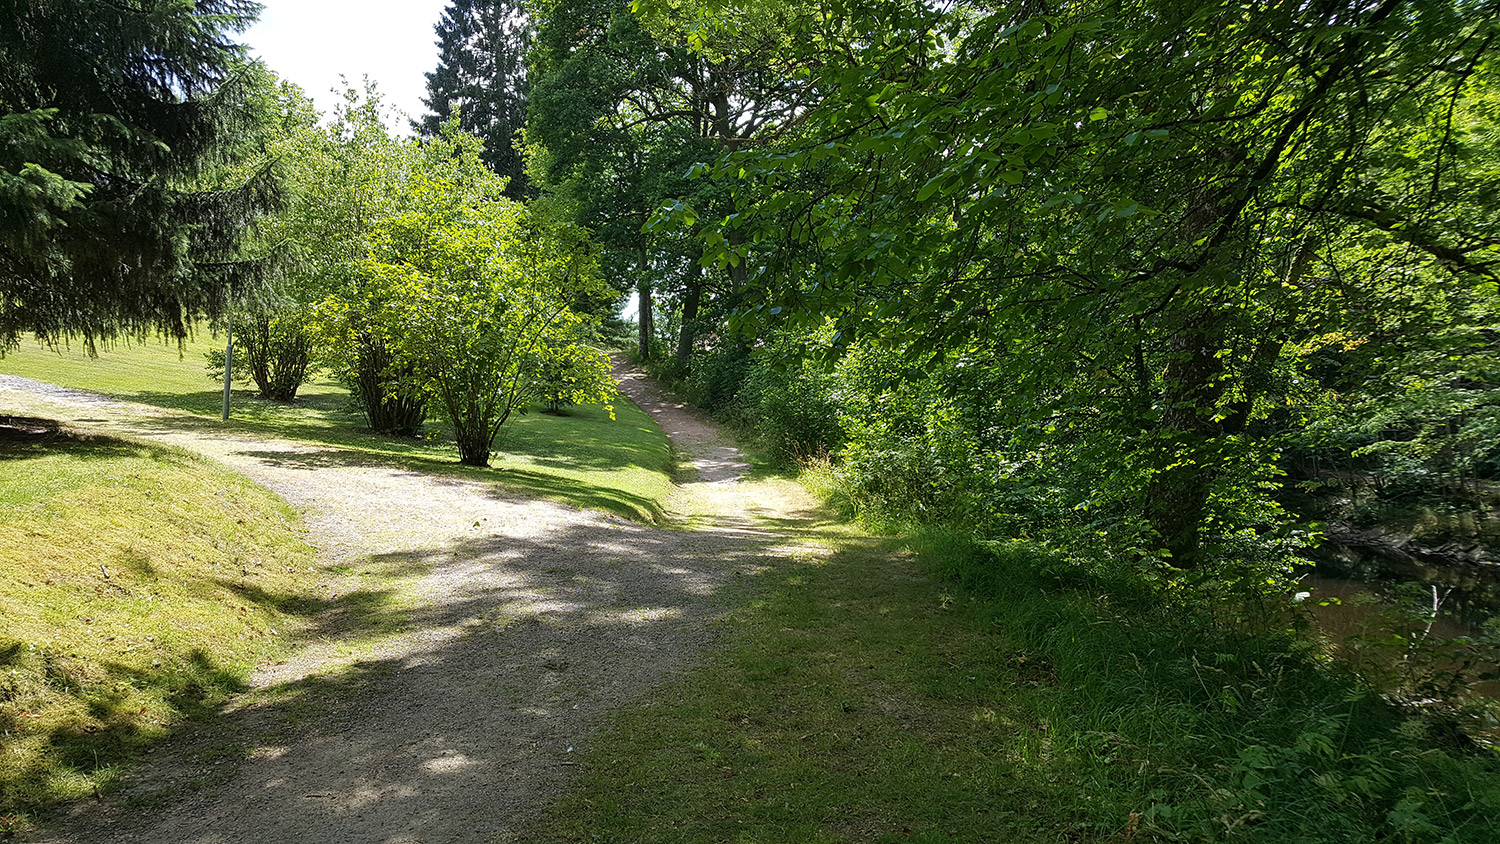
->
[[1302, 538, 1500, 700]]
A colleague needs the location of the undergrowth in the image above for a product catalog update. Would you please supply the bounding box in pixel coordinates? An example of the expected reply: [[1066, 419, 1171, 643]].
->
[[907, 529, 1500, 842]]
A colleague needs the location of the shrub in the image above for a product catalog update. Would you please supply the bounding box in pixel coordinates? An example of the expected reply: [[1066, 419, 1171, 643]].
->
[[204, 308, 314, 402]]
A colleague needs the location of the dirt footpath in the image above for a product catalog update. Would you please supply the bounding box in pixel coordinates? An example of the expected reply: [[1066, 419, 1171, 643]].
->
[[3, 360, 818, 844]]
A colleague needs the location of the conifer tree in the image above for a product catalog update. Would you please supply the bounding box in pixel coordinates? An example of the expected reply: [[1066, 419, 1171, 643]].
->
[[415, 0, 532, 199], [0, 0, 279, 350]]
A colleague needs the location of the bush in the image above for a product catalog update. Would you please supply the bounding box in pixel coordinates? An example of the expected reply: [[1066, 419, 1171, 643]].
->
[[204, 308, 314, 402], [347, 335, 428, 437], [736, 357, 843, 463], [240, 308, 314, 402], [683, 338, 752, 413], [536, 343, 614, 414]]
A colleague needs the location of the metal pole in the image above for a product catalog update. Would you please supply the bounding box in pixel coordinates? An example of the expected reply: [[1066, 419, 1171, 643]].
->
[[221, 319, 233, 421]]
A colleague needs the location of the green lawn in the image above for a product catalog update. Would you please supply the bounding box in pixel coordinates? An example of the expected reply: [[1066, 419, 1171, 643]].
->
[[0, 333, 678, 833], [0, 335, 675, 523], [0, 422, 321, 830]]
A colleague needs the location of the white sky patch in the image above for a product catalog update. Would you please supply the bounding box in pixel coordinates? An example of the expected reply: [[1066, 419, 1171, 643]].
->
[[240, 1, 451, 131]]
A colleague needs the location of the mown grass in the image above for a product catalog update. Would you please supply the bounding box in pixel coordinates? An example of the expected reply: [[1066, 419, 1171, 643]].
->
[[0, 335, 675, 522], [0, 421, 321, 832], [535, 489, 1500, 844]]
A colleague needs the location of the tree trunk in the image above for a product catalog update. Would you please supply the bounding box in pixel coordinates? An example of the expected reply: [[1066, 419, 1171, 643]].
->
[[1144, 313, 1227, 569], [638, 243, 653, 361], [353, 334, 427, 436], [1144, 305, 1289, 569], [455, 424, 491, 466], [675, 256, 702, 372]]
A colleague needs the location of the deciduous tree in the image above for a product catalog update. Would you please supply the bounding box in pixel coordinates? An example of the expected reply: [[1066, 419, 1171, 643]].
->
[[656, 0, 1499, 570]]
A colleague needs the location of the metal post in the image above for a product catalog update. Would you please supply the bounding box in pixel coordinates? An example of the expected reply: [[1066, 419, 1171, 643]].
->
[[221, 320, 233, 421]]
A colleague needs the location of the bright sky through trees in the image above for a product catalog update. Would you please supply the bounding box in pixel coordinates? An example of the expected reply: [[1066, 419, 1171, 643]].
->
[[241, 0, 449, 128]]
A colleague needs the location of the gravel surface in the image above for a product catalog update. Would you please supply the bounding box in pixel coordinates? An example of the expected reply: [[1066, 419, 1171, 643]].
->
[[2, 361, 817, 844]]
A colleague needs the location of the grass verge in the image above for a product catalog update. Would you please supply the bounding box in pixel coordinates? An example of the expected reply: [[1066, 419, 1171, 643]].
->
[[0, 419, 321, 833], [533, 503, 1500, 843], [0, 335, 674, 523]]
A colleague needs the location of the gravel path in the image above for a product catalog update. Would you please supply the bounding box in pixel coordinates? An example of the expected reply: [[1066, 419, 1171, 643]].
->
[[2, 362, 817, 844]]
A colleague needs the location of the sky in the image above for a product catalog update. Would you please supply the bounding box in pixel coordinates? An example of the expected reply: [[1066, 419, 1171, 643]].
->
[[239, 0, 451, 130]]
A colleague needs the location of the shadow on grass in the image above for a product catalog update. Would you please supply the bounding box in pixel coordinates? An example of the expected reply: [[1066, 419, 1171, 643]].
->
[[1, 647, 251, 819], [125, 389, 351, 422], [477, 465, 668, 523], [0, 418, 145, 463], [30, 504, 803, 843], [223, 446, 668, 524], [0, 579, 414, 822]]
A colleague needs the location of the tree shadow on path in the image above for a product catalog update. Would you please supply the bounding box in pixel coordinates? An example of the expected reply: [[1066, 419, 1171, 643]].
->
[[31, 503, 810, 844]]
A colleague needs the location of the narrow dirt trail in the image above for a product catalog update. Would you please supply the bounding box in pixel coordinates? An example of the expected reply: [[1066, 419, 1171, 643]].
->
[[2, 362, 820, 844]]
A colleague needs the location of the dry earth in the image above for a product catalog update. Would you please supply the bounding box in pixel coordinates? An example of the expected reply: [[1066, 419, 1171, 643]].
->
[[2, 359, 819, 844]]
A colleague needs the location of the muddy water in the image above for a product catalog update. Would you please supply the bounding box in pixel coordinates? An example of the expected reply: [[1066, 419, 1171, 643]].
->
[[1307, 538, 1500, 628], [1300, 542, 1500, 700]]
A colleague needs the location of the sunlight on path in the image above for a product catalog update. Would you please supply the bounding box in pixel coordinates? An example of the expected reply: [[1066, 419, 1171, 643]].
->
[[611, 357, 749, 485], [1, 368, 816, 844]]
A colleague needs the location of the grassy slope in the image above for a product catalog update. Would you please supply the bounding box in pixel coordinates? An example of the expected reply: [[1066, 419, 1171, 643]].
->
[[0, 423, 318, 827], [0, 336, 674, 522]]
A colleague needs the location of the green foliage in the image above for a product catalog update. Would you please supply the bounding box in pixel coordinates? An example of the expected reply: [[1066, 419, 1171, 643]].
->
[[0, 0, 279, 349], [656, 329, 844, 465], [733, 353, 843, 465], [379, 179, 616, 465], [536, 343, 614, 414], [905, 529, 1500, 843], [285, 84, 435, 435], [527, 0, 810, 365], [647, 0, 1500, 573], [292, 87, 617, 455]]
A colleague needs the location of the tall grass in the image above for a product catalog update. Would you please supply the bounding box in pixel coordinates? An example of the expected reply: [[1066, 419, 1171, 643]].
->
[[904, 528, 1500, 841]]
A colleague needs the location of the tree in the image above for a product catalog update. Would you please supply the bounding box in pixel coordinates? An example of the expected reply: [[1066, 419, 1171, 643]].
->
[[656, 0, 1499, 570], [207, 309, 314, 402], [0, 0, 278, 350], [415, 0, 532, 199], [384, 199, 615, 466], [288, 84, 435, 435], [527, 0, 808, 369]]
